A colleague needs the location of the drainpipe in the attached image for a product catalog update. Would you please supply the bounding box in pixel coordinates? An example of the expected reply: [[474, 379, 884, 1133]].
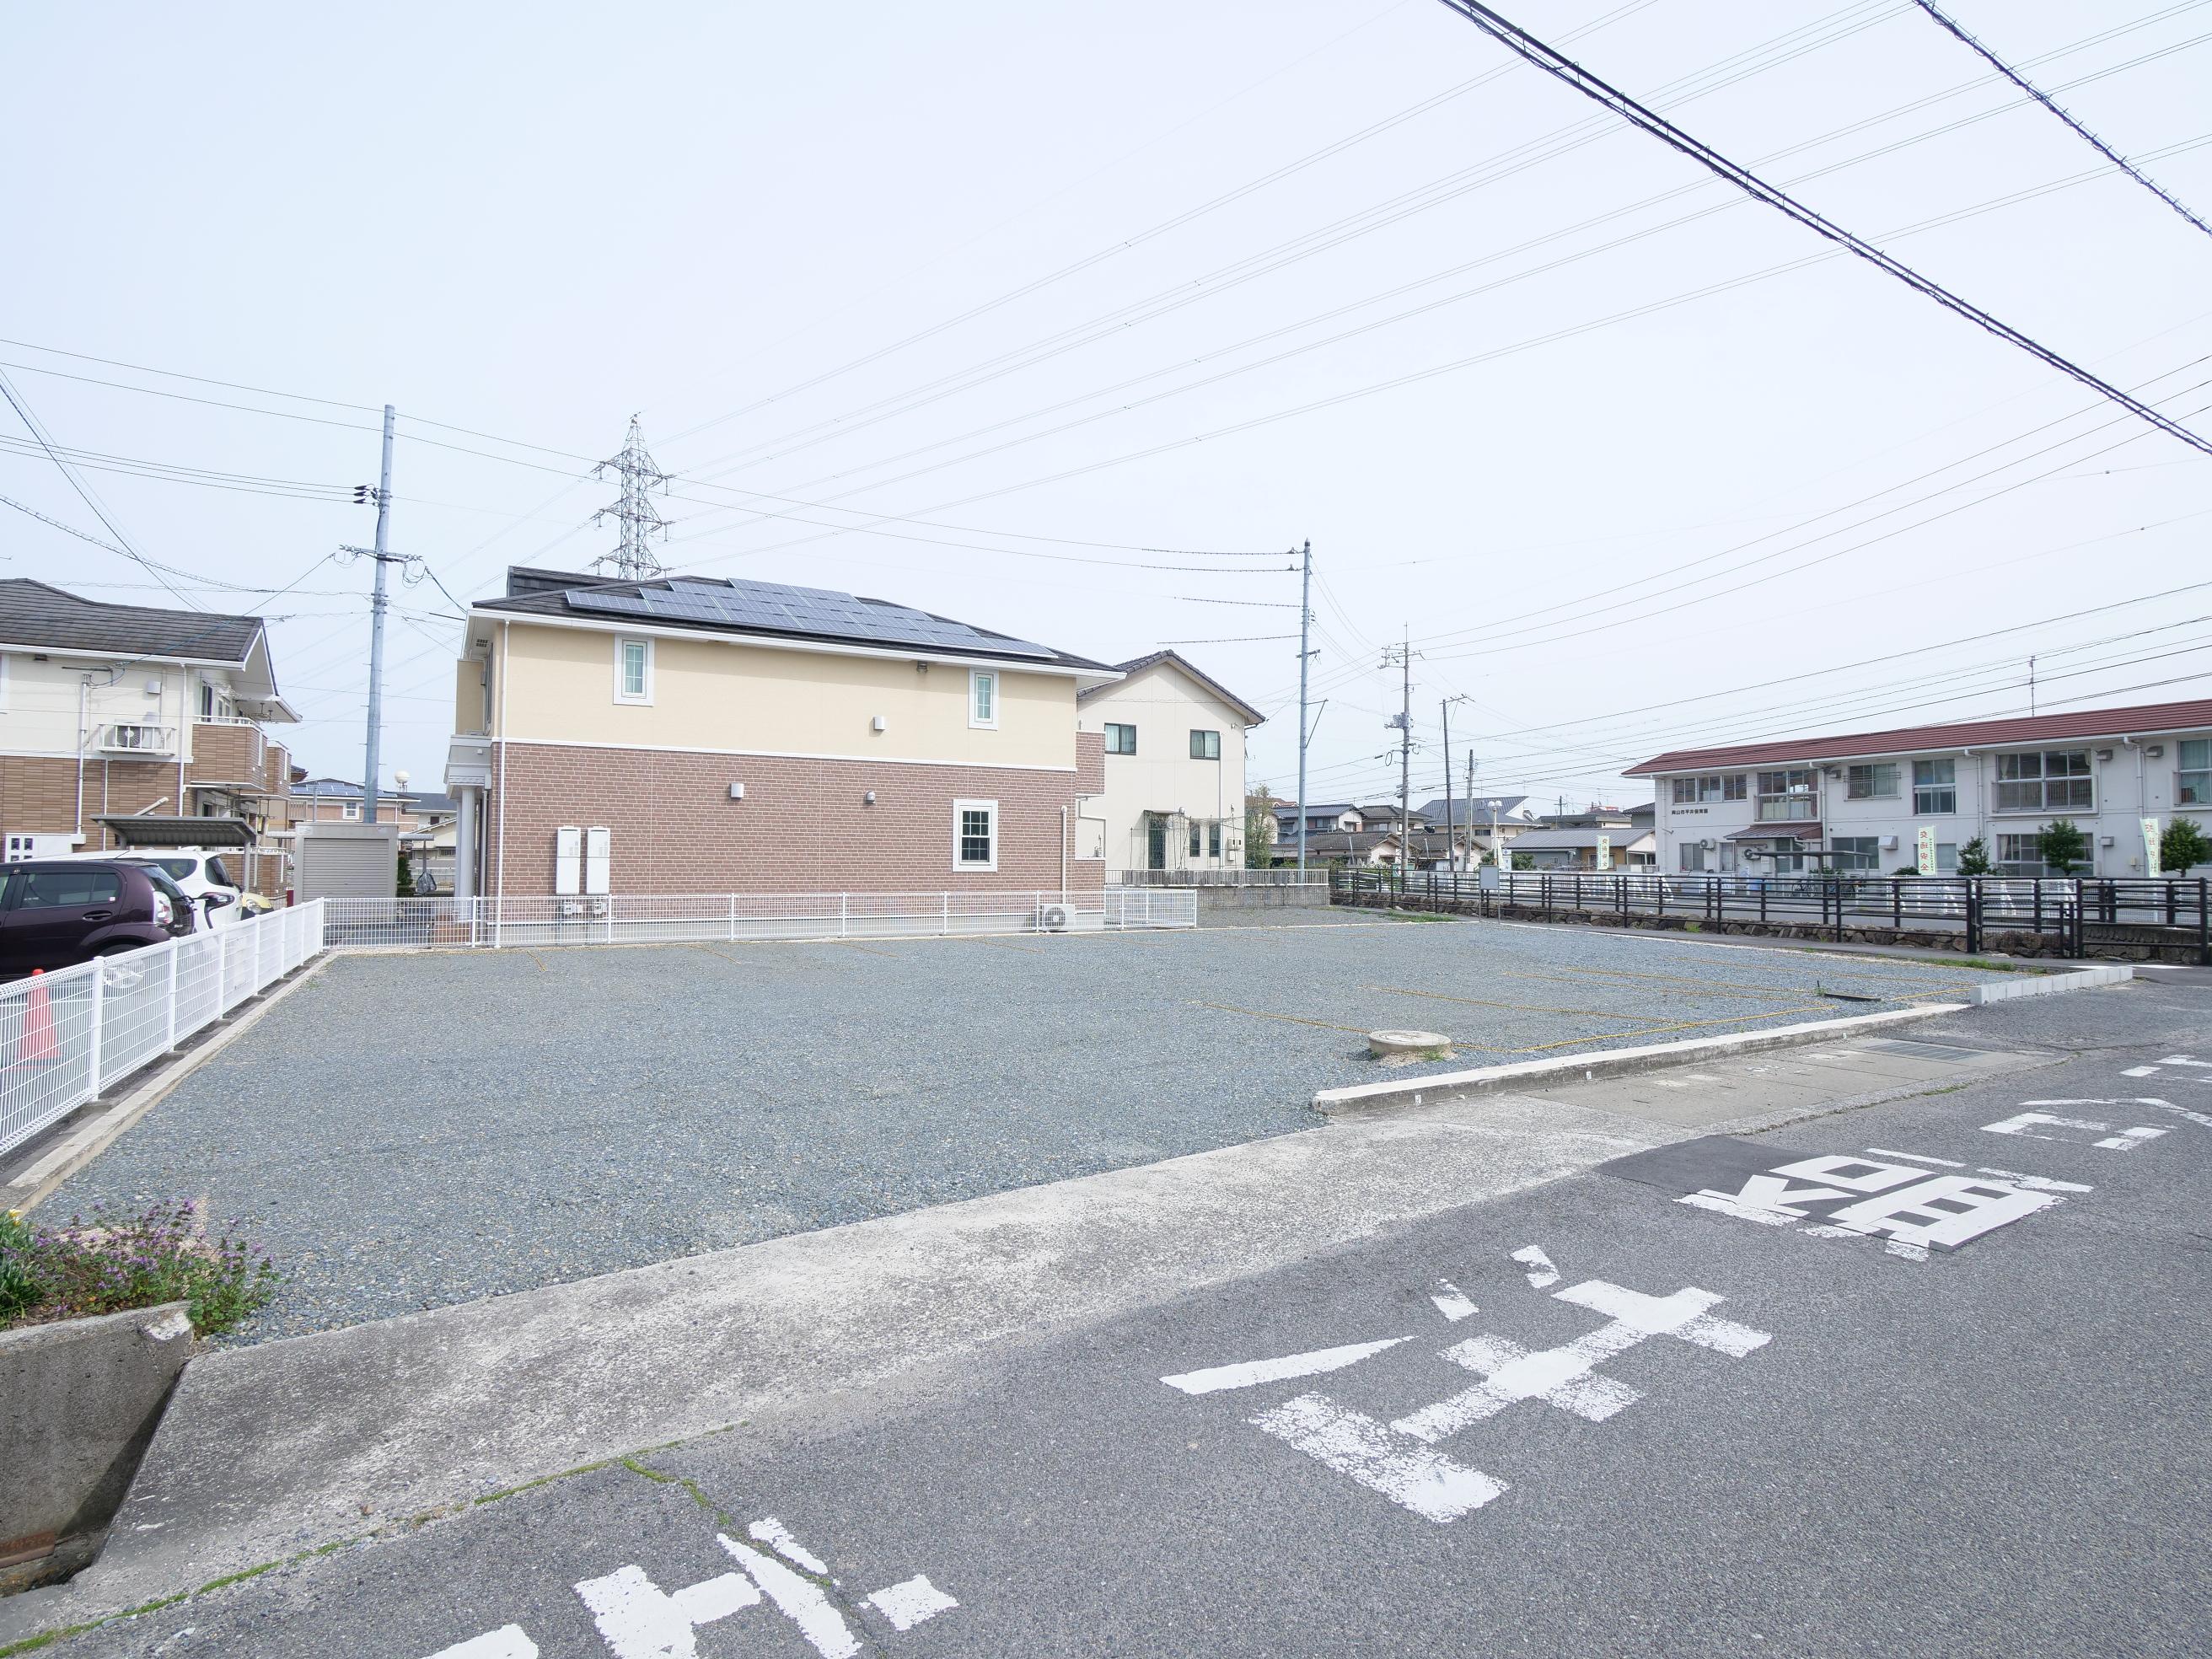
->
[[494, 620, 510, 905], [1060, 805, 1068, 904], [175, 670, 187, 821], [74, 676, 88, 841]]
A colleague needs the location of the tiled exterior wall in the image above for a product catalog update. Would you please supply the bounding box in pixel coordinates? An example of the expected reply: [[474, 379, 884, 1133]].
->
[[188, 722, 260, 784], [485, 741, 1098, 895], [0, 755, 179, 847], [1075, 730, 1105, 797]]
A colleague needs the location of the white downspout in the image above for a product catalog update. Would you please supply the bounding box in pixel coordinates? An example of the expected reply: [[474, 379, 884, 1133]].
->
[[75, 676, 88, 842], [494, 621, 510, 906], [176, 670, 188, 821], [1060, 804, 1068, 903]]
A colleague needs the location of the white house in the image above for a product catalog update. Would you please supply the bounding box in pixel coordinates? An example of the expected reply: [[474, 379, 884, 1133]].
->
[[1628, 698, 2212, 878], [1075, 651, 1262, 875]]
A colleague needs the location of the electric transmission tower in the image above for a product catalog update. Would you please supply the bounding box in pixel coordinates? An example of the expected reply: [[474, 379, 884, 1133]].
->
[[592, 415, 673, 579]]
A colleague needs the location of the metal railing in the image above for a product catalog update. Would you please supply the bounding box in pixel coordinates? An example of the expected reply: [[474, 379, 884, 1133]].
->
[[322, 888, 1198, 950], [0, 900, 326, 1157], [1333, 867, 2212, 961], [1112, 868, 1332, 887]]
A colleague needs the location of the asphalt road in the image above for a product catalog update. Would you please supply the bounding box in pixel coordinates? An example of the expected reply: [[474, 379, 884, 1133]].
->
[[39, 974, 2206, 1658]]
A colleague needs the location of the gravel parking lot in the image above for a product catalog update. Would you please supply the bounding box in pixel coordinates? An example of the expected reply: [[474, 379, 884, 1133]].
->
[[46, 914, 2015, 1341]]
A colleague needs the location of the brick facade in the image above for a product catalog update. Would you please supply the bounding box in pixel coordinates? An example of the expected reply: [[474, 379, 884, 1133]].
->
[[1075, 729, 1105, 796], [486, 741, 1101, 896]]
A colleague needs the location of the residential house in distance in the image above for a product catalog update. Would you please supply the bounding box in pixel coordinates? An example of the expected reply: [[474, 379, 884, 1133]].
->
[[1273, 802, 1367, 841], [1423, 793, 1538, 847], [1074, 650, 1262, 874], [1505, 822, 1657, 870], [0, 578, 298, 891], [1628, 699, 2212, 877], [444, 568, 1118, 897]]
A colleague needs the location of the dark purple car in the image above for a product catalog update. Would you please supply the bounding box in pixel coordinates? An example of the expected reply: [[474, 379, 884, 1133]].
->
[[0, 860, 196, 977]]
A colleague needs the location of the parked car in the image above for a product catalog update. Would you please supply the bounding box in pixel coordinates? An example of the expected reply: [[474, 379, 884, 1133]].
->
[[47, 846, 245, 929], [0, 860, 196, 977]]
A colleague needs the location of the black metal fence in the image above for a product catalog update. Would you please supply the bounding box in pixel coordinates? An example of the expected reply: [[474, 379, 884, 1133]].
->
[[1331, 867, 2212, 962]]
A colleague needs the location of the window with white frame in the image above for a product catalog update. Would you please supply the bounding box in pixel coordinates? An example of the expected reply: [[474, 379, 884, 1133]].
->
[[953, 799, 997, 870], [1994, 749, 2090, 812], [1913, 758, 1957, 815], [1189, 728, 1221, 760], [1844, 763, 1898, 800], [1669, 774, 1744, 805], [1755, 768, 1817, 822], [1935, 842, 1958, 873], [341, 801, 360, 820], [1104, 722, 1136, 754], [1829, 835, 1880, 872], [969, 670, 997, 728], [2179, 738, 2210, 806], [615, 637, 652, 704], [1678, 842, 1705, 872]]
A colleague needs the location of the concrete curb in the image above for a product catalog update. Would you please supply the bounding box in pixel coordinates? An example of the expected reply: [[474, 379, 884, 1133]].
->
[[1311, 1004, 1965, 1116], [1, 953, 335, 1215], [1963, 963, 2132, 1003]]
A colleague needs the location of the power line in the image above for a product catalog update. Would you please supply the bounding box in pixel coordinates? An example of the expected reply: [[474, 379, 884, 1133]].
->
[[1430, 0, 2212, 458], [1909, 0, 2212, 240]]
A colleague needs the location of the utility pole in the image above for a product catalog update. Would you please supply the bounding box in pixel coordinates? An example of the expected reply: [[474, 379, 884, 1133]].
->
[[361, 405, 395, 825], [1296, 540, 1313, 873], [1382, 629, 1412, 871], [593, 415, 673, 580], [1441, 697, 1455, 876]]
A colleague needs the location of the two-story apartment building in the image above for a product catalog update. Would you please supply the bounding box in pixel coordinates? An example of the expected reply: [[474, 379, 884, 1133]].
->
[[1074, 651, 1261, 874], [0, 579, 298, 889], [443, 568, 1118, 897], [1629, 699, 2212, 878]]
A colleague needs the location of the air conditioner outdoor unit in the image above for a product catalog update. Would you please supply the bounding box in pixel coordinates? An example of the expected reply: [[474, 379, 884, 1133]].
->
[[1700, 838, 1717, 850], [1036, 902, 1072, 932]]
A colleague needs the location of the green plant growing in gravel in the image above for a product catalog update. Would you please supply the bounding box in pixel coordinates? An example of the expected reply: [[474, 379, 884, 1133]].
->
[[0, 1199, 277, 1337], [2161, 818, 2211, 873]]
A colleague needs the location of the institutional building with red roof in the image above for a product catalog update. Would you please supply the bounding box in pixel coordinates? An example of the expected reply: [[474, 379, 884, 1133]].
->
[[1625, 698, 2212, 877]]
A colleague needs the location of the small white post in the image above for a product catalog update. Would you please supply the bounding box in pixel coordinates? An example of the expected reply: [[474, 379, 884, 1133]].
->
[[840, 892, 848, 939], [164, 941, 180, 1051], [728, 893, 738, 942], [250, 910, 263, 991], [214, 926, 229, 1015], [942, 893, 950, 936], [87, 960, 105, 1097]]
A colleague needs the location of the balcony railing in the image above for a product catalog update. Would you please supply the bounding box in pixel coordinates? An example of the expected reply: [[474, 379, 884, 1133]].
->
[[97, 722, 176, 754]]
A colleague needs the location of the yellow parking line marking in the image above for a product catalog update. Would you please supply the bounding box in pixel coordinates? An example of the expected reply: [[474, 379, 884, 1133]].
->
[[1194, 1001, 1372, 1035]]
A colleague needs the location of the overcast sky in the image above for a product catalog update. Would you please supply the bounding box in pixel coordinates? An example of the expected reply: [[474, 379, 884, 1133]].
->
[[4, 0, 2207, 809]]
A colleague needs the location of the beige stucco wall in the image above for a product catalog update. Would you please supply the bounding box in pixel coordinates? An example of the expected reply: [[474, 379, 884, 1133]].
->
[[479, 620, 1077, 770], [0, 652, 224, 760], [1076, 661, 1251, 872]]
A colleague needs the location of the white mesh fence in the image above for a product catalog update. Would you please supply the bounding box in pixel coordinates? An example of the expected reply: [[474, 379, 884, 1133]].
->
[[324, 888, 1197, 950], [0, 900, 327, 1158]]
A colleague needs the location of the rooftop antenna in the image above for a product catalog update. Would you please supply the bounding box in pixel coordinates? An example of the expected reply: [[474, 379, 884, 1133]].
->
[[592, 415, 672, 580]]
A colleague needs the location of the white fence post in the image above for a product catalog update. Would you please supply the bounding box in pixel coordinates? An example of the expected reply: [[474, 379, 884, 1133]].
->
[[250, 910, 264, 991], [87, 961, 105, 1098], [165, 942, 180, 1052], [214, 926, 229, 1015], [728, 894, 738, 942], [942, 894, 950, 936], [840, 892, 849, 938]]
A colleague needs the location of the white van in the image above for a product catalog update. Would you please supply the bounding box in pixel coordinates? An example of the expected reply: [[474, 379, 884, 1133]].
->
[[52, 847, 247, 927]]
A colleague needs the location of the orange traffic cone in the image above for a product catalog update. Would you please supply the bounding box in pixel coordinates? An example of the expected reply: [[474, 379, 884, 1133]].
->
[[19, 969, 60, 1066]]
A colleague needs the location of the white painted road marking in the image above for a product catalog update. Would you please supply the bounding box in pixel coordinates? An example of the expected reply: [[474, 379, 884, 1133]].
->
[[867, 1576, 959, 1632], [1681, 1152, 2074, 1254], [1865, 1146, 1964, 1168], [1511, 1244, 1560, 1288], [1162, 1337, 1413, 1396], [1431, 1279, 1479, 1323], [1982, 1109, 2166, 1151], [2122, 1066, 2161, 1078], [2159, 1055, 2212, 1067], [717, 1534, 862, 1659], [749, 1517, 831, 1576], [424, 1630, 538, 1659], [573, 1563, 759, 1659], [1250, 1393, 1509, 1522], [1181, 1261, 1767, 1525], [1395, 1281, 1768, 1442]]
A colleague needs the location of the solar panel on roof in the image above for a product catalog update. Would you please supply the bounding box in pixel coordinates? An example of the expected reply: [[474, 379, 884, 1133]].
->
[[567, 577, 1056, 658]]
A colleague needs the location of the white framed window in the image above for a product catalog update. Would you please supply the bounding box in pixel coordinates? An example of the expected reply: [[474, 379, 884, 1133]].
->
[[1913, 758, 1957, 816], [953, 798, 998, 871], [969, 670, 997, 729], [615, 637, 653, 705], [341, 801, 360, 820], [1995, 749, 2090, 813], [2178, 738, 2210, 806], [1845, 764, 1898, 800], [1104, 722, 1136, 754]]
